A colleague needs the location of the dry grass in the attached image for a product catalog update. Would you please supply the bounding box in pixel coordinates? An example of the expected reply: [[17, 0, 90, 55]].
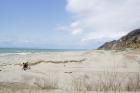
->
[[0, 72, 140, 93], [69, 72, 140, 92], [33, 73, 59, 89]]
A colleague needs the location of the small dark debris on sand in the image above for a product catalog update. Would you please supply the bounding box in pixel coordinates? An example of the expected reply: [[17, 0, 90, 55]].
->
[[64, 72, 72, 74]]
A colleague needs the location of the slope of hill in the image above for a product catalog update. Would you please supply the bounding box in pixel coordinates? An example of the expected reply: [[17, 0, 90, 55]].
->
[[98, 29, 140, 50]]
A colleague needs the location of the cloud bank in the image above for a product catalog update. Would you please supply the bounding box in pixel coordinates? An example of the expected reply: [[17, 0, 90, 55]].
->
[[65, 0, 140, 47]]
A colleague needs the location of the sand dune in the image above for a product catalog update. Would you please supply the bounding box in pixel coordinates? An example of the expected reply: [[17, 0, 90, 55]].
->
[[0, 50, 140, 93]]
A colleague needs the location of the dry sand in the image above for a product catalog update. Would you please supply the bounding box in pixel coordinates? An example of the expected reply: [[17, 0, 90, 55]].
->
[[0, 49, 140, 93]]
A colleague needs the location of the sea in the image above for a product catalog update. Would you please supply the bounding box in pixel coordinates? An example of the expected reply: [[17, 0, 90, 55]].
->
[[0, 48, 87, 54]]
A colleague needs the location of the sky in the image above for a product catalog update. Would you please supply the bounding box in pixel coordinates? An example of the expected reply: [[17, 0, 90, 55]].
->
[[0, 0, 140, 49]]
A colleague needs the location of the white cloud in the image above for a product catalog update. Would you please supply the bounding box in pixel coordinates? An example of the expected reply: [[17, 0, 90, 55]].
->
[[66, 0, 140, 45], [0, 37, 48, 46], [70, 21, 83, 35], [56, 21, 83, 35]]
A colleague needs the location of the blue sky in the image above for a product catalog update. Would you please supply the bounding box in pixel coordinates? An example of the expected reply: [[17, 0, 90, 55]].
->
[[0, 0, 140, 49], [0, 0, 73, 48]]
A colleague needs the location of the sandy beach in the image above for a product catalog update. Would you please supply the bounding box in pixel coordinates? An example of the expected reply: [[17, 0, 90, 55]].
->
[[0, 49, 140, 93]]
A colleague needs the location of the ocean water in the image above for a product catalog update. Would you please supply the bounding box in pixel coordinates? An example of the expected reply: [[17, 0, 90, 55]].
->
[[0, 48, 86, 54]]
